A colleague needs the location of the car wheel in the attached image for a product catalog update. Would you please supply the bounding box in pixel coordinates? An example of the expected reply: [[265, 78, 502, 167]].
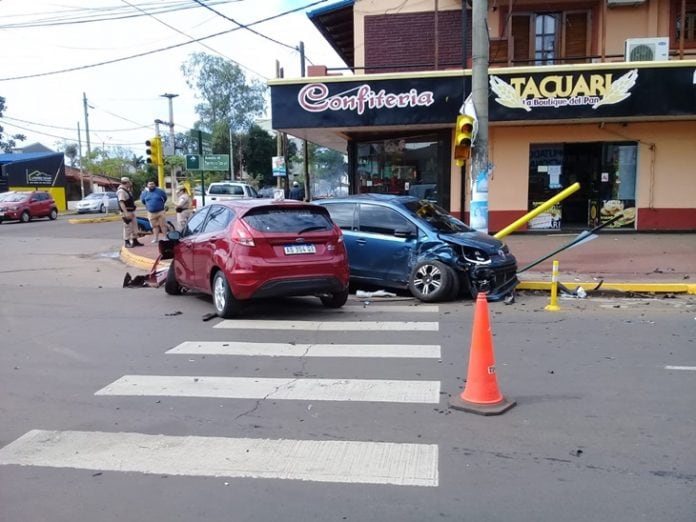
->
[[20, 210, 30, 223], [212, 271, 241, 318], [320, 288, 349, 308], [408, 260, 453, 302], [445, 266, 461, 301], [49, 209, 58, 220], [99, 204, 105, 213], [164, 262, 182, 295]]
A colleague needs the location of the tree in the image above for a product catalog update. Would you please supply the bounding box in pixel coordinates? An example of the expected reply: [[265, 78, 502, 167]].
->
[[181, 52, 266, 132], [0, 97, 26, 152], [242, 124, 276, 186], [63, 143, 79, 167]]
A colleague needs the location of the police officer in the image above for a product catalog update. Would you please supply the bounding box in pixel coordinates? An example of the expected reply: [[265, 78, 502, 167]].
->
[[117, 177, 143, 248]]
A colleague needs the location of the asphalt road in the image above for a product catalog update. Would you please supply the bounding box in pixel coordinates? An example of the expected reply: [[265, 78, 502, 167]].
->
[[1, 217, 694, 522]]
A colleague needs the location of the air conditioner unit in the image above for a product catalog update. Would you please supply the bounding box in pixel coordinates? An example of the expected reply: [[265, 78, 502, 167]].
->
[[625, 37, 669, 61], [608, 0, 647, 6]]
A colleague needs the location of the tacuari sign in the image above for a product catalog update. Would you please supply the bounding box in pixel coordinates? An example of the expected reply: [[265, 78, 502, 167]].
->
[[490, 69, 638, 111], [298, 83, 435, 115]]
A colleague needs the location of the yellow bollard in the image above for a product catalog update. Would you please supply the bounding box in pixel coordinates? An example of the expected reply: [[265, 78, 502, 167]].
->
[[544, 260, 561, 312]]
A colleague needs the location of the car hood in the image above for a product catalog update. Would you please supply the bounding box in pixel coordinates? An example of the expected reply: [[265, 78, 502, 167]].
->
[[437, 230, 505, 252]]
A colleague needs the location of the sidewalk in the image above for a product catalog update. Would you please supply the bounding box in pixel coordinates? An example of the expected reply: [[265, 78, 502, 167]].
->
[[116, 229, 696, 295]]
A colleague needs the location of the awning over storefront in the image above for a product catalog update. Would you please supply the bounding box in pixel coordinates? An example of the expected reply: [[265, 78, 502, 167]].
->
[[307, 0, 355, 70]]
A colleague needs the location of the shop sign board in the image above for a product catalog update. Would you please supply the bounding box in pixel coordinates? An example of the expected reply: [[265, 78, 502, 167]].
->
[[270, 64, 696, 129]]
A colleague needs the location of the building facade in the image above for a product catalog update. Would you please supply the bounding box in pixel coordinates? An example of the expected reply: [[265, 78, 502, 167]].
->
[[269, 0, 696, 232]]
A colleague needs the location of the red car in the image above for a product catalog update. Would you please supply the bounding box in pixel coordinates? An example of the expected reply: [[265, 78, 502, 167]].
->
[[0, 191, 58, 223], [159, 199, 350, 318]]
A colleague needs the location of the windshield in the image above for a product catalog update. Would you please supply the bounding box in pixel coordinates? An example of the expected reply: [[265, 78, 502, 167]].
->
[[3, 193, 29, 203], [404, 200, 471, 233], [85, 193, 105, 199]]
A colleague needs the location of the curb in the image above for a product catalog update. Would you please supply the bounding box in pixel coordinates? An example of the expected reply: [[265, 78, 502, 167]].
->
[[517, 281, 696, 295], [119, 246, 170, 272], [69, 211, 177, 225], [69, 214, 122, 224]]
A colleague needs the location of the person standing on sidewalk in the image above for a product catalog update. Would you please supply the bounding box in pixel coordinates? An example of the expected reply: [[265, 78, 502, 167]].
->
[[174, 186, 192, 232], [140, 179, 168, 243], [116, 177, 143, 248]]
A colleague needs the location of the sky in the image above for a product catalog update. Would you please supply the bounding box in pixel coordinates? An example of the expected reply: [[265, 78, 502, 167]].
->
[[0, 0, 347, 157]]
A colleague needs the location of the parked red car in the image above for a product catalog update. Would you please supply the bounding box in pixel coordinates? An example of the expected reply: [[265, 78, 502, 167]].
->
[[159, 199, 350, 318], [0, 191, 58, 223]]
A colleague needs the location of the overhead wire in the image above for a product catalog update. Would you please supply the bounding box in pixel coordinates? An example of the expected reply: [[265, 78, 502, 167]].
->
[[0, 0, 331, 82], [0, 0, 236, 29], [119, 0, 267, 79]]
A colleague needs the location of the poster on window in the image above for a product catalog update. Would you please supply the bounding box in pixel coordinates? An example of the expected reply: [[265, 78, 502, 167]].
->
[[529, 202, 562, 230], [600, 199, 636, 228]]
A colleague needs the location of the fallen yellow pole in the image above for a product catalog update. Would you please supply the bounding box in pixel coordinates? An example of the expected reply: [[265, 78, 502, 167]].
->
[[494, 182, 581, 239]]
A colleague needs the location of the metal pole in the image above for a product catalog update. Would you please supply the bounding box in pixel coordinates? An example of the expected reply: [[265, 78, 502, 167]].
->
[[470, 0, 490, 233], [299, 41, 310, 201], [77, 122, 85, 199], [229, 127, 235, 180], [83, 92, 91, 158]]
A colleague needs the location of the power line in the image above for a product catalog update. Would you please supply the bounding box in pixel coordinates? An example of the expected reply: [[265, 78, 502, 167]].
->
[[0, 0, 236, 29], [0, 0, 331, 82], [119, 0, 267, 79], [1, 115, 147, 133]]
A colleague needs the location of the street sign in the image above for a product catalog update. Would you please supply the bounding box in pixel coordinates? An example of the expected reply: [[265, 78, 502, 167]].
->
[[203, 154, 230, 171], [272, 156, 286, 177], [185, 154, 200, 170]]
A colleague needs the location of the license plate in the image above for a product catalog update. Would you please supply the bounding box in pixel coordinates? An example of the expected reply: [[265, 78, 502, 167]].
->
[[284, 244, 316, 255]]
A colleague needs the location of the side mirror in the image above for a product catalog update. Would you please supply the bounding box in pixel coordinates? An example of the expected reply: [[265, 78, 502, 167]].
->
[[166, 230, 182, 241], [394, 228, 417, 239]]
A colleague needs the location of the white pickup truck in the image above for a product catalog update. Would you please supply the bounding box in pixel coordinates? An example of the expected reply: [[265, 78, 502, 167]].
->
[[193, 182, 258, 207]]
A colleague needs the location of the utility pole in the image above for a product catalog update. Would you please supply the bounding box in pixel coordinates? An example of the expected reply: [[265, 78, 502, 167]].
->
[[275, 60, 285, 192], [77, 121, 85, 199], [160, 93, 178, 156], [82, 92, 91, 158], [470, 0, 491, 233], [160, 94, 178, 195], [299, 41, 310, 201]]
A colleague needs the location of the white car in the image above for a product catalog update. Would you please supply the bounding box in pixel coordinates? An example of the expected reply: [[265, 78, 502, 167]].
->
[[76, 191, 119, 213], [193, 182, 258, 207]]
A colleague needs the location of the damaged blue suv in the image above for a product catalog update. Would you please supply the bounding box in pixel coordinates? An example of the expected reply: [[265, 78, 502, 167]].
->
[[315, 194, 518, 302]]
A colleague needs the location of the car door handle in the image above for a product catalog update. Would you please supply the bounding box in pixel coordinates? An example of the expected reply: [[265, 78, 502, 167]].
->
[[356, 238, 367, 245]]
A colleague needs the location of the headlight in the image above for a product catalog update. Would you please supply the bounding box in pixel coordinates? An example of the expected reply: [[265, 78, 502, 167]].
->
[[462, 246, 491, 264]]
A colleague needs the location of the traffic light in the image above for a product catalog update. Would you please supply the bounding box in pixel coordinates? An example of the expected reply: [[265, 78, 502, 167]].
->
[[145, 136, 163, 167], [454, 114, 475, 167]]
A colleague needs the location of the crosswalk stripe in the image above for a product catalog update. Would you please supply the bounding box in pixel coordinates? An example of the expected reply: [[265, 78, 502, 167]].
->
[[664, 365, 696, 371], [341, 305, 439, 313], [214, 320, 438, 331], [167, 341, 441, 359], [95, 375, 441, 403], [0, 430, 438, 487]]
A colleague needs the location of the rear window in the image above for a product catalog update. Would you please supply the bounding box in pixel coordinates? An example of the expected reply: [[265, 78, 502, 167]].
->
[[243, 207, 334, 233]]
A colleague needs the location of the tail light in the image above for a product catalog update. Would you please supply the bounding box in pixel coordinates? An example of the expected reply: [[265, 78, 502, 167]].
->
[[327, 229, 344, 252], [230, 219, 255, 247]]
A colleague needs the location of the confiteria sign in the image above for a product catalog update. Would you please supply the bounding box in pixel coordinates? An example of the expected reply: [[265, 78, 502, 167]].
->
[[298, 83, 435, 115]]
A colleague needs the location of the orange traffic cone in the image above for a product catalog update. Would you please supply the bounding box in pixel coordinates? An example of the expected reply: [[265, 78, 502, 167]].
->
[[449, 292, 516, 415]]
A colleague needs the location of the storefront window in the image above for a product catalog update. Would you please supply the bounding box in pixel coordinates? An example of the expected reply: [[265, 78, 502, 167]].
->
[[355, 134, 442, 204], [528, 141, 637, 230]]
